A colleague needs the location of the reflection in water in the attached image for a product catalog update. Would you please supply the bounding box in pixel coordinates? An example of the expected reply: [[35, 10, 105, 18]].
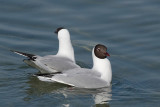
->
[[24, 76, 67, 96], [24, 76, 112, 106], [93, 87, 112, 105], [95, 104, 110, 107]]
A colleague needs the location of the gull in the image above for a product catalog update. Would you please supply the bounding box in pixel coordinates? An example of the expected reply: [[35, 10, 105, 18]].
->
[[37, 44, 112, 89], [11, 27, 80, 73]]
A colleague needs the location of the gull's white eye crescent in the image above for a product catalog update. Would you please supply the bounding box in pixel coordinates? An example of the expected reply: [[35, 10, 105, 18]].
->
[[97, 48, 100, 51]]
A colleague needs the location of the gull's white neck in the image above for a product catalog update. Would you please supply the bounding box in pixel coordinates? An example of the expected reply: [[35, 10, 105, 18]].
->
[[56, 29, 75, 62], [92, 48, 112, 84]]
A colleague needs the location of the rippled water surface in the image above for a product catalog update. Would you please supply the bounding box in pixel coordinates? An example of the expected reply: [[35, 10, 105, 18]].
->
[[0, 0, 160, 107]]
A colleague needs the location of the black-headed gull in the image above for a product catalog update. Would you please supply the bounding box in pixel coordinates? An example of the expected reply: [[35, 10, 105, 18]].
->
[[37, 44, 112, 89], [11, 27, 80, 73]]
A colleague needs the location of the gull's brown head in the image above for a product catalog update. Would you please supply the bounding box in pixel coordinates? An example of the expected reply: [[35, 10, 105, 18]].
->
[[94, 44, 110, 59]]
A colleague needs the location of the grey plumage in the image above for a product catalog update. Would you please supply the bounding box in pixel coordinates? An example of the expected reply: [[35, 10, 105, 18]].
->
[[38, 68, 109, 89], [11, 51, 80, 73]]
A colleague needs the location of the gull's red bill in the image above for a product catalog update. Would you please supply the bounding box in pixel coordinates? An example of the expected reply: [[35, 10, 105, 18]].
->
[[105, 52, 110, 56]]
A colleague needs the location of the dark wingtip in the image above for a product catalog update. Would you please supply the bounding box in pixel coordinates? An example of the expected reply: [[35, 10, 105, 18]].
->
[[10, 50, 37, 61], [54, 27, 64, 34]]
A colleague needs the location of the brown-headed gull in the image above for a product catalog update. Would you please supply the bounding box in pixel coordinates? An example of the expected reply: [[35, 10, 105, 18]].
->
[[37, 44, 112, 89], [11, 27, 80, 73]]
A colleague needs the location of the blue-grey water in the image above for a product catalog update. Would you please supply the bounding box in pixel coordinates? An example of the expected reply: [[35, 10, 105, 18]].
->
[[0, 0, 160, 107]]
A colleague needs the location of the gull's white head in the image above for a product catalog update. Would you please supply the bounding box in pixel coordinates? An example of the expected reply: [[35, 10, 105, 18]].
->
[[55, 27, 75, 62], [55, 27, 70, 41]]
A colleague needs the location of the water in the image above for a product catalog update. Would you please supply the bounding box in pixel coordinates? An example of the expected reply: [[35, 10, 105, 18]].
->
[[0, 0, 160, 107]]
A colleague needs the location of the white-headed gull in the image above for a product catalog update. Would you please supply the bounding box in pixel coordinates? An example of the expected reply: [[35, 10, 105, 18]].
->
[[11, 27, 80, 73], [37, 44, 112, 89]]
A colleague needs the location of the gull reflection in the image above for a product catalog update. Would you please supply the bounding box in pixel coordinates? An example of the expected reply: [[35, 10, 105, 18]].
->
[[93, 87, 111, 107], [24, 76, 112, 107]]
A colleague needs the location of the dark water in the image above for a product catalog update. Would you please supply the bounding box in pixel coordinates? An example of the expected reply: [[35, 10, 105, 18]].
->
[[0, 0, 160, 107]]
